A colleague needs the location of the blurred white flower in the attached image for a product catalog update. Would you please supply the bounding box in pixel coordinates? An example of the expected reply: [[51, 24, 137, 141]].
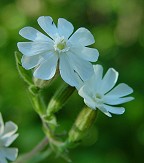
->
[[17, 16, 99, 87], [0, 113, 18, 163], [78, 65, 134, 117]]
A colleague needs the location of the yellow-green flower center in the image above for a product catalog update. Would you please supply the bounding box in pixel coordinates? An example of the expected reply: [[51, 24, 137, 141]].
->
[[95, 93, 102, 99], [54, 36, 69, 53], [56, 40, 66, 50], [93, 93, 103, 105]]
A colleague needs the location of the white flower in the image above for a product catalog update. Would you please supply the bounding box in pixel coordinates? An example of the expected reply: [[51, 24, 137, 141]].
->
[[78, 65, 134, 117], [0, 113, 18, 163], [17, 16, 99, 87]]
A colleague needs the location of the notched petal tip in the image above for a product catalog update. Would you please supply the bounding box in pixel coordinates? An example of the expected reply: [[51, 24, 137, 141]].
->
[[109, 68, 119, 78], [37, 16, 52, 22], [3, 121, 18, 135]]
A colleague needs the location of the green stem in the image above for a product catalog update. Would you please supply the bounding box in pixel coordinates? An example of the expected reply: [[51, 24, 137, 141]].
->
[[28, 86, 46, 116], [15, 137, 51, 163], [27, 82, 69, 157]]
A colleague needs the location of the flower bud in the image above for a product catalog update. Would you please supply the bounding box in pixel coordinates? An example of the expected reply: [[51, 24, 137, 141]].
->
[[47, 83, 75, 116], [68, 107, 97, 145]]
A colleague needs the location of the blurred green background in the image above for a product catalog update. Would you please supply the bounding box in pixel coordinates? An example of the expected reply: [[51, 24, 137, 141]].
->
[[0, 0, 144, 163]]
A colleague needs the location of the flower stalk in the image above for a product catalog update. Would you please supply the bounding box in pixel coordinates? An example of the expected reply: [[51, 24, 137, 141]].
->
[[14, 137, 51, 163], [28, 87, 46, 116]]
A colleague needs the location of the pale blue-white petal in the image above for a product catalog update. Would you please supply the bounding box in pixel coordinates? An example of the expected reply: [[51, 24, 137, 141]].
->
[[103, 104, 125, 115], [3, 134, 19, 147], [75, 76, 83, 90], [17, 42, 53, 56], [100, 68, 119, 94], [2, 122, 18, 138], [81, 64, 103, 93], [97, 105, 112, 117], [33, 54, 58, 80], [59, 53, 79, 87], [105, 83, 134, 98], [103, 96, 134, 105], [0, 152, 8, 163], [21, 55, 43, 70], [0, 139, 4, 146], [37, 16, 58, 39], [58, 18, 74, 39], [19, 27, 52, 42], [93, 64, 103, 84], [70, 45, 99, 62], [1, 148, 18, 161], [68, 52, 94, 81], [84, 99, 96, 110], [69, 27, 95, 46], [79, 85, 95, 100], [79, 85, 96, 109], [0, 113, 4, 135]]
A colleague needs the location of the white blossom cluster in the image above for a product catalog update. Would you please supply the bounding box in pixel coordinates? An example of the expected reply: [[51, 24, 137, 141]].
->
[[17, 16, 134, 117]]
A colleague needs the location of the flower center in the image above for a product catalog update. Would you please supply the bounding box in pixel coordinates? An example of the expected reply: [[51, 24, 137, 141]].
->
[[54, 36, 69, 53], [95, 93, 102, 99], [93, 93, 103, 105], [57, 40, 66, 50]]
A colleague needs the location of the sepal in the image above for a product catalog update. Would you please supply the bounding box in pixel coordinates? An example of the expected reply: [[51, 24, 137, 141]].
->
[[47, 83, 75, 116], [68, 107, 97, 144]]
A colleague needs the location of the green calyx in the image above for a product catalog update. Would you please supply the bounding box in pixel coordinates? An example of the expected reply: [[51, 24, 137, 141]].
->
[[68, 107, 98, 145], [47, 83, 75, 116]]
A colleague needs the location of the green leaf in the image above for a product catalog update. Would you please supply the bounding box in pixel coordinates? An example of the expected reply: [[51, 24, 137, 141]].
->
[[15, 51, 33, 86]]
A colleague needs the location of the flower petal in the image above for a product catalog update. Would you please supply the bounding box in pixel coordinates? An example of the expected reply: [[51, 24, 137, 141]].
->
[[2, 122, 18, 138], [100, 68, 119, 94], [33, 54, 58, 80], [0, 152, 8, 163], [103, 104, 125, 115], [2, 148, 18, 161], [70, 45, 99, 62], [17, 42, 53, 56], [79, 85, 96, 109], [68, 52, 94, 81], [58, 18, 74, 39], [3, 134, 19, 147], [37, 16, 58, 39], [104, 96, 134, 105], [93, 64, 103, 82], [69, 27, 95, 46], [84, 99, 96, 109], [0, 113, 4, 135], [97, 105, 112, 117], [21, 55, 43, 70], [105, 83, 134, 98], [75, 76, 83, 90], [59, 54, 79, 87], [19, 27, 52, 42], [79, 64, 103, 93]]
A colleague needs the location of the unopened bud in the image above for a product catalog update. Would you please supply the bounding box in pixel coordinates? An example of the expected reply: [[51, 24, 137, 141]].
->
[[47, 83, 75, 116], [68, 107, 97, 145]]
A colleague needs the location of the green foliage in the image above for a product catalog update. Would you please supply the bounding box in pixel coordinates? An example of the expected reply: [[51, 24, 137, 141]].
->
[[0, 0, 144, 163]]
